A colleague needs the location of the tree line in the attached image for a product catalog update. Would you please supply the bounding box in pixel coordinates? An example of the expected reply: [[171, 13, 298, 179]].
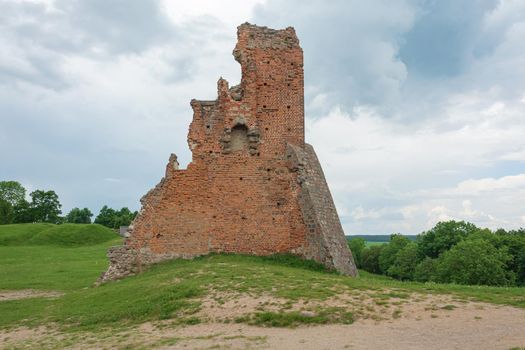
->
[[349, 220, 525, 287], [0, 181, 137, 229]]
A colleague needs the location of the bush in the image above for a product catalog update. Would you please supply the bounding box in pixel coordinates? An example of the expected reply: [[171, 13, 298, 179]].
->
[[360, 245, 384, 274], [348, 237, 366, 268], [435, 239, 515, 286], [417, 220, 478, 259], [387, 242, 418, 280], [378, 234, 410, 273]]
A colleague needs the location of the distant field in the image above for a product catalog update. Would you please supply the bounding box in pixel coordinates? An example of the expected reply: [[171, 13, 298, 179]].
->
[[347, 235, 416, 247], [1, 224, 524, 348], [365, 241, 387, 246]]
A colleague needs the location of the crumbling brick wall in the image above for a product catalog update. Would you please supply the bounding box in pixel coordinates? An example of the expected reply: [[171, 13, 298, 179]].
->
[[100, 23, 357, 282]]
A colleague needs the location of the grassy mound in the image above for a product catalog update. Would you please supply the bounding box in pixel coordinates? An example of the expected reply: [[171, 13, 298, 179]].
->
[[0, 230, 524, 334], [0, 223, 119, 246]]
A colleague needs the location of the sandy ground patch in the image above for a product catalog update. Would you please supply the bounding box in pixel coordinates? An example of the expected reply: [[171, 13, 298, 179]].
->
[[1, 294, 525, 349], [0, 289, 63, 301]]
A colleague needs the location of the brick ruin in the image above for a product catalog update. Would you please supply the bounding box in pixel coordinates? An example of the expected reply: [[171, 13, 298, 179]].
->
[[100, 23, 357, 282]]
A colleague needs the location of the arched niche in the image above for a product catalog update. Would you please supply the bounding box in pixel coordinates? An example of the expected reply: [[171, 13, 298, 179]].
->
[[230, 124, 249, 152]]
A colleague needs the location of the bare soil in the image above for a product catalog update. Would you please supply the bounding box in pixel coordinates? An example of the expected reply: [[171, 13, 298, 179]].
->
[[0, 289, 63, 301], [2, 293, 525, 349]]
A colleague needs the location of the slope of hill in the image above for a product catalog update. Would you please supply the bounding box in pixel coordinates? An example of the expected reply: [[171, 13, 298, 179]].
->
[[0, 223, 119, 246], [0, 224, 524, 349]]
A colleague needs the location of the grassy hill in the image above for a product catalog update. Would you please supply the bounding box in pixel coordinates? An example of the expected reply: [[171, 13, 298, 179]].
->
[[0, 223, 119, 246], [0, 224, 524, 339]]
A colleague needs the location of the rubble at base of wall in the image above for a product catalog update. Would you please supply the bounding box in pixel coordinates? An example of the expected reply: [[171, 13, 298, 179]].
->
[[97, 245, 201, 284]]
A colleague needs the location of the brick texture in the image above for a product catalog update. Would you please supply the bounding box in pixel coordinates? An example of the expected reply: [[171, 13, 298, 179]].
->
[[100, 23, 357, 282]]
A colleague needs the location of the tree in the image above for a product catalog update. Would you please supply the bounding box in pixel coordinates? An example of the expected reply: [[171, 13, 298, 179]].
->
[[95, 206, 137, 229], [387, 242, 418, 280], [30, 190, 62, 223], [494, 232, 525, 286], [378, 234, 411, 273], [94, 205, 117, 228], [435, 239, 514, 286], [12, 199, 34, 223], [114, 207, 137, 227], [0, 181, 26, 224], [417, 220, 479, 259], [0, 199, 13, 225], [360, 245, 384, 274], [414, 257, 438, 282], [66, 207, 93, 224], [0, 181, 26, 207], [348, 237, 366, 268]]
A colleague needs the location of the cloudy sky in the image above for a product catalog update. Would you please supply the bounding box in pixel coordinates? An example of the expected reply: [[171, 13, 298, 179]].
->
[[1, 0, 524, 235]]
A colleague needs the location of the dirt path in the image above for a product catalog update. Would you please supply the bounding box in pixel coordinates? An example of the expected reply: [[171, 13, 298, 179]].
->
[[147, 300, 525, 350], [0, 289, 63, 301], [1, 295, 524, 349]]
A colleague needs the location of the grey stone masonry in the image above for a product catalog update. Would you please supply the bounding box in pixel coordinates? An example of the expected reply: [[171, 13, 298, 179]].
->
[[287, 143, 358, 276]]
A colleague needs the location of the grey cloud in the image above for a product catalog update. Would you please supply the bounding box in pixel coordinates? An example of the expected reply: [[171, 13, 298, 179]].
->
[[399, 0, 499, 78], [253, 0, 417, 114]]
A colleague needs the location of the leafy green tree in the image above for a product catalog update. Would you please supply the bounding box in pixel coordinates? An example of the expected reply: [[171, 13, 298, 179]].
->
[[30, 190, 62, 223], [414, 257, 438, 282], [0, 181, 27, 224], [94, 205, 116, 228], [435, 239, 514, 286], [114, 207, 137, 227], [387, 242, 418, 280], [95, 206, 138, 229], [348, 237, 366, 268], [378, 234, 410, 273], [494, 231, 525, 286], [360, 245, 384, 274], [0, 199, 13, 224], [12, 199, 34, 223], [0, 181, 26, 206], [66, 207, 93, 224], [417, 220, 479, 259]]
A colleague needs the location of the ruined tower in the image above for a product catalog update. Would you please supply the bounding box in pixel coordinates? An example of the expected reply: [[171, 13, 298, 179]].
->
[[101, 23, 357, 282]]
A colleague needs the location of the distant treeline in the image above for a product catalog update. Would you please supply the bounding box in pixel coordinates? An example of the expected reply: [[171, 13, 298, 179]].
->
[[348, 221, 525, 287], [346, 234, 416, 242], [0, 181, 137, 229]]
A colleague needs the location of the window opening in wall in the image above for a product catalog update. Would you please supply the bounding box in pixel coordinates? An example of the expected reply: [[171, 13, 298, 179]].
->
[[230, 124, 249, 152]]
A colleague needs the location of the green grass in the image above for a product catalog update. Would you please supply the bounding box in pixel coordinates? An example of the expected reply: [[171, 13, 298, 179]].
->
[[0, 223, 119, 247], [365, 241, 388, 247], [238, 308, 354, 327], [0, 224, 524, 333]]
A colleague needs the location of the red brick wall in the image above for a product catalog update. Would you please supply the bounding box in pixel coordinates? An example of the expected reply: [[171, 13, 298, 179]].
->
[[100, 24, 357, 282], [127, 24, 309, 256]]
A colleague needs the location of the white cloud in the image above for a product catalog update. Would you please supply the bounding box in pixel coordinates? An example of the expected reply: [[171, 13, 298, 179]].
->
[[163, 0, 266, 26]]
